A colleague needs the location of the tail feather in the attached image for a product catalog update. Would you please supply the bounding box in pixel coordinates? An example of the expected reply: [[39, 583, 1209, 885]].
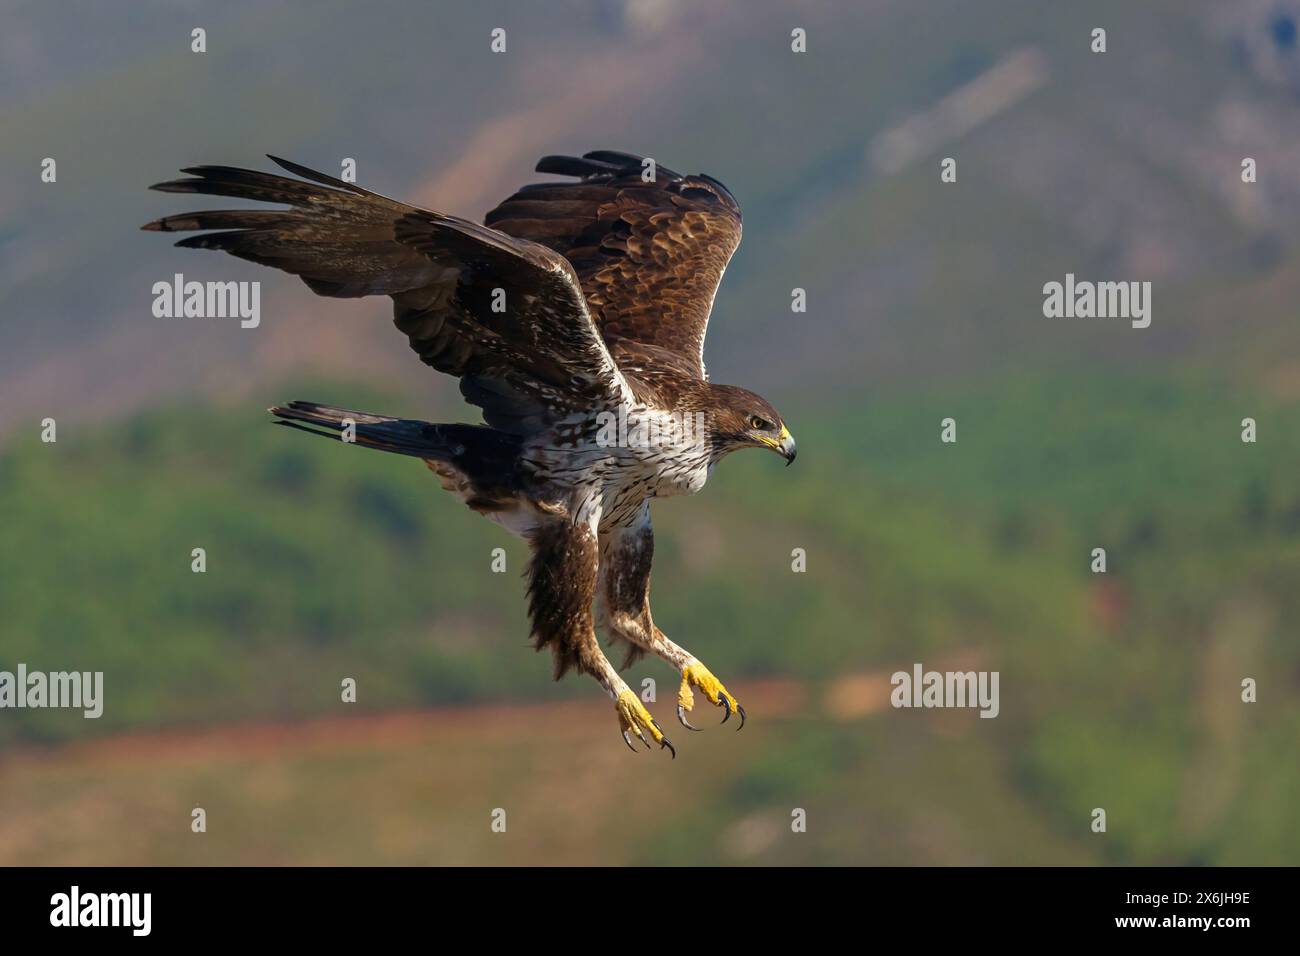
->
[[269, 401, 523, 483], [270, 401, 455, 459]]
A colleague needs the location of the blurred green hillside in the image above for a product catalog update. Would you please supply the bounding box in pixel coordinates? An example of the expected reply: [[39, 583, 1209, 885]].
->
[[3, 371, 1296, 863]]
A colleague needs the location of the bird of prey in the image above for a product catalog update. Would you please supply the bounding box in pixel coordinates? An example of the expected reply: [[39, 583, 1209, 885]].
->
[[142, 150, 796, 757]]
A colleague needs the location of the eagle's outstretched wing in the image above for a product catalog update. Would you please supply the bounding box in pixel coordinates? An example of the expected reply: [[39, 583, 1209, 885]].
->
[[484, 150, 742, 382], [142, 156, 629, 433]]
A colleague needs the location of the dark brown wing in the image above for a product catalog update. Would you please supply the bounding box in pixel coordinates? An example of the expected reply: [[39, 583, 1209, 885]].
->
[[142, 157, 629, 433], [483, 150, 742, 381]]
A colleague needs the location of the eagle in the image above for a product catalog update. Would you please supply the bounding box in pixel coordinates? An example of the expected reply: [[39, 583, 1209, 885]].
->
[[142, 150, 796, 757]]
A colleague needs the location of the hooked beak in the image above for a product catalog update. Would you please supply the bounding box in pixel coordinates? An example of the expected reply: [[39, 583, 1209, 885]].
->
[[777, 424, 797, 466]]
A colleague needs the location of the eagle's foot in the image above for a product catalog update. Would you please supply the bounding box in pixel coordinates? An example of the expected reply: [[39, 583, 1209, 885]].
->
[[678, 661, 746, 731], [615, 689, 675, 758]]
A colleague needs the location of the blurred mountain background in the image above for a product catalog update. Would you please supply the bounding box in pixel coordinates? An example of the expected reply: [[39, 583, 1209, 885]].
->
[[1, 0, 1298, 864]]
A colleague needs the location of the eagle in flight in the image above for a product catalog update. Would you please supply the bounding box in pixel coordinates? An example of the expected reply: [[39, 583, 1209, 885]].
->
[[143, 150, 796, 757]]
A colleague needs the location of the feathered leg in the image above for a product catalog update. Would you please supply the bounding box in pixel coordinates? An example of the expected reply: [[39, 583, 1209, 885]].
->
[[597, 507, 745, 733], [528, 518, 674, 757]]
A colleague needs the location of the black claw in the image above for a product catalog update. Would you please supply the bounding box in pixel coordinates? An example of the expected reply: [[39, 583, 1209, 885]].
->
[[634, 726, 651, 750], [736, 704, 747, 731], [622, 730, 638, 754], [720, 696, 732, 724], [677, 704, 702, 731], [660, 736, 676, 759]]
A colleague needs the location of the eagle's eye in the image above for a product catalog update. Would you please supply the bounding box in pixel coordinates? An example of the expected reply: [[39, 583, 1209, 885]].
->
[[749, 415, 770, 431]]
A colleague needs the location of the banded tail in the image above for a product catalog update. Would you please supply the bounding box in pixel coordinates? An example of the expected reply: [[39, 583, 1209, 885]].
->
[[270, 401, 523, 496]]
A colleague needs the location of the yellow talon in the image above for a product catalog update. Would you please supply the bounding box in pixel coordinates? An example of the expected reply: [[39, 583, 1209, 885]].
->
[[615, 689, 673, 757], [679, 661, 743, 728]]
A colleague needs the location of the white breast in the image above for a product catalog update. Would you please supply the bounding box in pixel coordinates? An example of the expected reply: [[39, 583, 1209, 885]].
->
[[524, 406, 712, 529]]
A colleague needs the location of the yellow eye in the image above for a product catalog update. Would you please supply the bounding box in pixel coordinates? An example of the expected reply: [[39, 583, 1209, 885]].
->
[[750, 416, 768, 430]]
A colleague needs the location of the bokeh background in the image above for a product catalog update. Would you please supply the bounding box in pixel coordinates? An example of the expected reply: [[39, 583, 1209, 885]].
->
[[2, 0, 1298, 864]]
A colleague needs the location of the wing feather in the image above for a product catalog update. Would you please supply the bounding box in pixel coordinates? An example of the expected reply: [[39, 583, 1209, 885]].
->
[[143, 158, 629, 431], [484, 150, 742, 381]]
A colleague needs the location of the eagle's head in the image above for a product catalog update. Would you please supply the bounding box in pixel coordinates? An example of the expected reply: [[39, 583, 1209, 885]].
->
[[704, 384, 797, 466]]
